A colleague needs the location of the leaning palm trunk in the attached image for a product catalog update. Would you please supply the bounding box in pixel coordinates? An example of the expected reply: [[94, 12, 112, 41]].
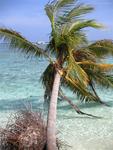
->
[[47, 71, 61, 150]]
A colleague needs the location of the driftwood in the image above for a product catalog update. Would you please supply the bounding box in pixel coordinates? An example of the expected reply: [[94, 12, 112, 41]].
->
[[0, 110, 47, 150], [0, 108, 65, 150]]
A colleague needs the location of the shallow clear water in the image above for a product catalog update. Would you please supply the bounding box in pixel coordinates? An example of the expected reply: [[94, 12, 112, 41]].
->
[[0, 46, 113, 150]]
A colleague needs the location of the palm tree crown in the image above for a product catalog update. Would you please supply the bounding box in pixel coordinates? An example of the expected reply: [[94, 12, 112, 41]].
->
[[42, 0, 113, 104]]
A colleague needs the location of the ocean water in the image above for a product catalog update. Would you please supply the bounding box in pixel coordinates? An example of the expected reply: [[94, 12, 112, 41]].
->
[[0, 46, 113, 150]]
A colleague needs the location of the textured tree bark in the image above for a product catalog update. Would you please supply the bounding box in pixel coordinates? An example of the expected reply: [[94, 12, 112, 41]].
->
[[47, 71, 61, 150]]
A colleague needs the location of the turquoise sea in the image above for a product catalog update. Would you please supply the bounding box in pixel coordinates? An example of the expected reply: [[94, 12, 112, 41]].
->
[[0, 45, 113, 150]]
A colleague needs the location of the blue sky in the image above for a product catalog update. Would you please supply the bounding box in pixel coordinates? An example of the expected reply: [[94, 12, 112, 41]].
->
[[0, 0, 113, 42]]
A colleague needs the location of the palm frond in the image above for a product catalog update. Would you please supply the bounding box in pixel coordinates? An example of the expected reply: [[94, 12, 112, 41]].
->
[[62, 73, 100, 102], [55, 0, 74, 10], [40, 63, 56, 100], [68, 20, 102, 33], [0, 28, 45, 57], [65, 4, 94, 21], [45, 4, 55, 28], [45, 0, 74, 27], [65, 52, 89, 88], [56, 1, 93, 25], [73, 50, 96, 62], [63, 59, 113, 102], [89, 40, 113, 57], [78, 61, 113, 71], [96, 64, 113, 71], [83, 65, 113, 89], [89, 81, 109, 106], [92, 73, 113, 89]]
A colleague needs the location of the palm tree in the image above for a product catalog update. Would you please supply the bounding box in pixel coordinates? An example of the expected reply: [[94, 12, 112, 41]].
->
[[0, 0, 113, 149]]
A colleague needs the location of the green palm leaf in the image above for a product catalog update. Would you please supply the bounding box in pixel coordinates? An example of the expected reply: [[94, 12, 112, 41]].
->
[[68, 20, 102, 33], [45, 4, 55, 27], [91, 72, 113, 89], [55, 0, 74, 10], [82, 63, 113, 88], [65, 4, 94, 21], [65, 52, 89, 88], [0, 28, 45, 57], [62, 74, 100, 102], [73, 50, 95, 62], [89, 40, 113, 57], [56, 1, 93, 25], [41, 63, 56, 100]]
